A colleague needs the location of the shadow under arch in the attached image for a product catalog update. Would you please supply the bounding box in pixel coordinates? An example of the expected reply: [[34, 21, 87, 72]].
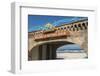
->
[[28, 40, 83, 61], [29, 39, 78, 52]]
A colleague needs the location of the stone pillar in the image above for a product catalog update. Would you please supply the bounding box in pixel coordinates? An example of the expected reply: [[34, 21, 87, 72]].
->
[[80, 30, 88, 58]]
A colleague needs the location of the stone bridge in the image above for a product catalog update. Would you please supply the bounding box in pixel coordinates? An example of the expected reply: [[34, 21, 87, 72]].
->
[[28, 19, 88, 60]]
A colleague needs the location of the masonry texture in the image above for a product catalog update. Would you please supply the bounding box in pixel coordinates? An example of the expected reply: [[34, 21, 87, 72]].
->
[[28, 19, 88, 60]]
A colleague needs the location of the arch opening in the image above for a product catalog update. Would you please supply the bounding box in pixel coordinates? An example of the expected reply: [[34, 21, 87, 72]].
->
[[78, 24, 83, 30], [56, 44, 86, 59], [82, 23, 87, 29], [28, 41, 87, 61]]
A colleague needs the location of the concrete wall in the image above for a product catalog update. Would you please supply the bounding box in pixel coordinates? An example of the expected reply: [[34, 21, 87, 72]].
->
[[31, 46, 39, 60], [30, 44, 47, 60], [41, 45, 47, 60]]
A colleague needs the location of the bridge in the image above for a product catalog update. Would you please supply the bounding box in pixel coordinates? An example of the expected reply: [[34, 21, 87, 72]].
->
[[28, 19, 88, 60]]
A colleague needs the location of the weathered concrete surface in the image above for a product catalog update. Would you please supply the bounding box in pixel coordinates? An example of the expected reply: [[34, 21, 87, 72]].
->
[[28, 30, 88, 54]]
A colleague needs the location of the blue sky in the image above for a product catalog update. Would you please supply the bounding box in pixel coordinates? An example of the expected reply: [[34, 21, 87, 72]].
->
[[56, 44, 84, 52], [28, 15, 87, 32]]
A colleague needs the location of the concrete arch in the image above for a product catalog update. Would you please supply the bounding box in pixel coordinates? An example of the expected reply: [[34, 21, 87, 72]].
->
[[70, 25, 73, 31], [78, 23, 83, 30], [31, 41, 75, 52], [29, 39, 74, 52], [29, 40, 85, 60], [74, 24, 79, 31], [82, 22, 87, 30], [29, 39, 87, 60]]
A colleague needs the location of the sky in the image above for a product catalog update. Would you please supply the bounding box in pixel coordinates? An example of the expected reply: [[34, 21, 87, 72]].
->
[[28, 15, 87, 32], [56, 44, 84, 52]]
